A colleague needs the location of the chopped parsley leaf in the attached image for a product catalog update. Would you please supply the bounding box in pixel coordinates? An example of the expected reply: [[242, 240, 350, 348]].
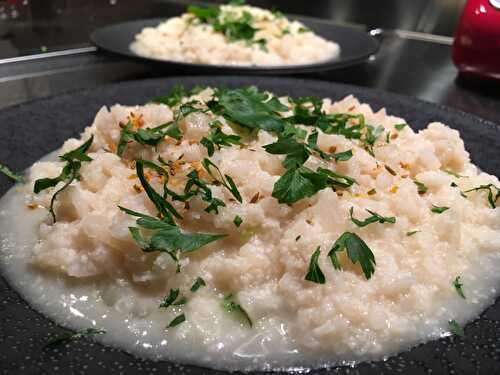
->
[[431, 205, 450, 214], [464, 184, 500, 209], [394, 123, 407, 131], [117, 121, 182, 157], [190, 277, 206, 292], [160, 288, 182, 308], [414, 180, 428, 194], [151, 84, 187, 107], [289, 99, 364, 140], [173, 296, 188, 306], [119, 206, 225, 258], [328, 232, 376, 280], [453, 276, 465, 299], [333, 149, 353, 162], [233, 215, 243, 227], [166, 168, 226, 214], [349, 207, 396, 227], [167, 314, 186, 328], [34, 136, 93, 222], [201, 158, 242, 203], [222, 293, 252, 327], [305, 246, 325, 284], [271, 166, 356, 205], [135, 159, 181, 224], [444, 169, 466, 178], [0, 161, 23, 182], [406, 230, 419, 236], [363, 125, 384, 156], [47, 328, 105, 346], [210, 86, 287, 133], [448, 320, 464, 337], [200, 125, 242, 157], [263, 135, 310, 169]]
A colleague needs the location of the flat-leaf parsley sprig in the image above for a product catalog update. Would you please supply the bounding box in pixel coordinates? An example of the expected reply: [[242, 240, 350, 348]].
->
[[34, 136, 94, 222], [464, 184, 500, 209], [328, 232, 376, 280], [349, 207, 396, 228], [0, 161, 24, 183]]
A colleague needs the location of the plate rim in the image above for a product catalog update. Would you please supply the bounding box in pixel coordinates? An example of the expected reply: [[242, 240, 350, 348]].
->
[[1, 75, 500, 374]]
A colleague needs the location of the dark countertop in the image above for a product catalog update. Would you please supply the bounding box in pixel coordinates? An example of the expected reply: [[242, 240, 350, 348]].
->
[[1, 29, 498, 127]]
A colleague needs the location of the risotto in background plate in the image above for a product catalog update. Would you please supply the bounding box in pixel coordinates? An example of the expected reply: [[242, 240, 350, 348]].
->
[[131, 2, 340, 66], [0, 83, 499, 371]]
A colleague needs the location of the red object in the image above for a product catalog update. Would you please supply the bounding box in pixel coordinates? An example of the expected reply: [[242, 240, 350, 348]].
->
[[452, 0, 500, 81]]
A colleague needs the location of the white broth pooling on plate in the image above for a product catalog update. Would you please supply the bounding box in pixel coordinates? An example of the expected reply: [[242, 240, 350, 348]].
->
[[1, 85, 500, 371], [131, 2, 340, 67]]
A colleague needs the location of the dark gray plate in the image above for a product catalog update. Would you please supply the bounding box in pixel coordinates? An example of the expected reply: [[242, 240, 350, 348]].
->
[[89, 17, 379, 74], [1, 76, 499, 375]]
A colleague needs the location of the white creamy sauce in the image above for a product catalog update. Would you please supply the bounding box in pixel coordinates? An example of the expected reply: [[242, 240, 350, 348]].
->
[[1, 89, 500, 371], [1, 183, 500, 371]]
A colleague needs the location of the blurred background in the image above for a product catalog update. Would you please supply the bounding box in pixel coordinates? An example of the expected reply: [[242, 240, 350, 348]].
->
[[0, 0, 467, 59]]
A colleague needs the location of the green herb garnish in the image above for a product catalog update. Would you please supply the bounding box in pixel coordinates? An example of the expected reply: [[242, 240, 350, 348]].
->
[[328, 232, 376, 280], [333, 149, 353, 162], [160, 288, 184, 308], [0, 161, 23, 182], [34, 136, 93, 222], [406, 230, 419, 236], [453, 276, 465, 299], [117, 121, 182, 157], [200, 125, 242, 157], [222, 293, 252, 327], [152, 84, 188, 107], [464, 184, 500, 209], [431, 205, 450, 214], [414, 180, 428, 194], [263, 135, 310, 169], [210, 86, 288, 133], [290, 97, 364, 140], [188, 4, 266, 48], [190, 277, 206, 292], [444, 169, 466, 178], [120, 206, 225, 259], [201, 158, 242, 203], [233, 215, 243, 227], [167, 314, 186, 328], [363, 125, 384, 156], [117, 101, 202, 157], [305, 246, 325, 284], [448, 320, 464, 337], [271, 166, 356, 205], [135, 159, 182, 224], [349, 207, 396, 227], [46, 327, 105, 346], [394, 123, 407, 131]]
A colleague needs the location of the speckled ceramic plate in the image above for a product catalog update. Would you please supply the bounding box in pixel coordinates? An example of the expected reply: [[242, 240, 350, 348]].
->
[[89, 17, 379, 74], [1, 76, 499, 375]]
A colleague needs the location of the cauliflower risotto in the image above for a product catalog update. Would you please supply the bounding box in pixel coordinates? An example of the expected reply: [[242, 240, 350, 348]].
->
[[0, 84, 499, 371], [131, 2, 340, 66]]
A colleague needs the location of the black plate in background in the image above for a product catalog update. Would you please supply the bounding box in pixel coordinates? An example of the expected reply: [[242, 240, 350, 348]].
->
[[89, 16, 379, 74], [1, 76, 500, 375]]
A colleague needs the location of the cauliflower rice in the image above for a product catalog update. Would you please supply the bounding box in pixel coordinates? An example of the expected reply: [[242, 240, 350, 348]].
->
[[0, 85, 499, 371], [131, 3, 340, 66]]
